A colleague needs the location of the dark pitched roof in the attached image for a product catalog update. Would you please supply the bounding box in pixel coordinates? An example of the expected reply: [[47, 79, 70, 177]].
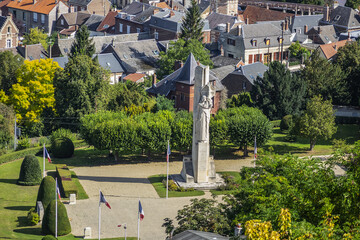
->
[[117, 3, 160, 24], [96, 11, 118, 33], [121, 1, 151, 15], [173, 230, 229, 240], [232, 62, 269, 85], [211, 55, 241, 68], [206, 12, 237, 30], [243, 5, 294, 24], [147, 53, 223, 96], [17, 44, 47, 60], [0, 16, 6, 30], [327, 6, 360, 29], [198, 0, 210, 13], [69, 0, 91, 7], [211, 65, 235, 81], [83, 14, 105, 31], [290, 14, 323, 33], [62, 11, 90, 25]]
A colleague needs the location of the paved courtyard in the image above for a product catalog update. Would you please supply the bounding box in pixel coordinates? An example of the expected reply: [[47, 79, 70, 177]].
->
[[65, 159, 254, 240]]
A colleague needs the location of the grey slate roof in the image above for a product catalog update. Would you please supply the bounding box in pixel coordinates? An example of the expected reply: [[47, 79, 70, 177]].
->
[[17, 44, 47, 60], [339, 30, 360, 40], [117, 3, 160, 24], [52, 56, 68, 68], [206, 12, 237, 30], [211, 55, 241, 68], [0, 16, 6, 30], [173, 230, 229, 240], [290, 14, 323, 33], [211, 65, 235, 81], [62, 11, 90, 26], [69, 0, 91, 7], [147, 53, 223, 96], [326, 6, 360, 29], [309, 25, 338, 43], [84, 14, 105, 31], [198, 0, 210, 14], [233, 62, 268, 85], [121, 1, 151, 15]]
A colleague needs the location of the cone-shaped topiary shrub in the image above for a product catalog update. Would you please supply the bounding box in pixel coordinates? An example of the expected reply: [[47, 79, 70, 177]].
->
[[42, 200, 71, 236], [42, 235, 57, 240], [17, 155, 42, 186], [36, 176, 56, 210], [51, 137, 74, 158]]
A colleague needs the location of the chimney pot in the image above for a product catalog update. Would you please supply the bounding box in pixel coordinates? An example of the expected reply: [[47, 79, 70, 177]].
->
[[237, 25, 241, 36], [226, 22, 230, 33], [153, 74, 157, 86], [304, 25, 308, 33], [220, 45, 224, 56]]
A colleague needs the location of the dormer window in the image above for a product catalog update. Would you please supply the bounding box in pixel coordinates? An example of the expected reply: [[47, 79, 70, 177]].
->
[[251, 39, 257, 46], [265, 38, 270, 45], [278, 37, 283, 44], [334, 15, 341, 21], [7, 26, 10, 34]]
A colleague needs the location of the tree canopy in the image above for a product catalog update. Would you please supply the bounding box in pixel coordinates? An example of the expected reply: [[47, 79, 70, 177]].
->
[[180, 0, 204, 42], [23, 27, 48, 50], [69, 25, 95, 58], [0, 51, 23, 95], [251, 61, 306, 120], [289, 41, 310, 60]]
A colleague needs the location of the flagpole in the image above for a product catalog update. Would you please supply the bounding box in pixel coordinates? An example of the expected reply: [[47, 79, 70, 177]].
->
[[43, 143, 45, 178], [166, 140, 169, 199], [99, 189, 101, 240], [55, 178, 58, 238], [254, 136, 256, 168], [137, 199, 140, 240]]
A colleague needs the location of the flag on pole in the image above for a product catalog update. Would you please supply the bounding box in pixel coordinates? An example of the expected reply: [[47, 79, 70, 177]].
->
[[254, 136, 257, 159], [166, 140, 171, 162], [100, 191, 111, 209], [56, 178, 61, 201], [139, 200, 144, 221], [44, 147, 51, 163]]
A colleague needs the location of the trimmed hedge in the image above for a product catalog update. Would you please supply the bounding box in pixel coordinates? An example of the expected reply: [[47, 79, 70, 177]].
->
[[42, 200, 71, 236], [17, 155, 42, 186], [36, 176, 56, 210], [51, 137, 74, 158], [42, 235, 57, 240], [56, 164, 78, 198]]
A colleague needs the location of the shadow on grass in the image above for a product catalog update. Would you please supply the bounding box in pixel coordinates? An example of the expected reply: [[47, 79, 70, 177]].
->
[[77, 175, 150, 184], [263, 144, 309, 155], [0, 179, 17, 184], [13, 227, 42, 236], [4, 206, 32, 211], [16, 216, 29, 227]]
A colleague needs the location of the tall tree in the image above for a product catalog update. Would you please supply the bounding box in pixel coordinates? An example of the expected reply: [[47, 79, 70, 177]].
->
[[251, 61, 306, 120], [180, 0, 204, 42], [54, 55, 109, 127], [334, 40, 360, 106], [157, 39, 213, 79], [302, 50, 348, 105], [69, 25, 95, 58], [0, 51, 23, 95], [299, 95, 336, 151], [0, 103, 14, 149], [23, 27, 48, 49]]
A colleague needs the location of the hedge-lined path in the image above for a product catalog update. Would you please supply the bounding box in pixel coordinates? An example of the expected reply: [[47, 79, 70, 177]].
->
[[66, 158, 254, 239]]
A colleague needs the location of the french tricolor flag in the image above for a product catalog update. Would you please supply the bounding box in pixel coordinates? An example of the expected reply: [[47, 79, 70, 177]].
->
[[139, 200, 144, 221], [166, 140, 171, 163], [254, 136, 257, 159], [56, 178, 61, 201], [100, 191, 111, 209], [44, 147, 51, 163]]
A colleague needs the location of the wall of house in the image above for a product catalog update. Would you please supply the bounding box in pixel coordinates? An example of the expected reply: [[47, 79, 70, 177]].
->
[[150, 26, 178, 41], [245, 46, 290, 64], [222, 36, 244, 59], [109, 72, 122, 84], [55, 14, 70, 31], [202, 30, 211, 44], [115, 18, 144, 34], [0, 17, 18, 48], [171, 82, 193, 112], [48, 2, 68, 32], [88, 0, 110, 16]]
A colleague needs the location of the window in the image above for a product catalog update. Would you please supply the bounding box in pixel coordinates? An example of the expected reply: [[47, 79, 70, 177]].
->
[[180, 93, 185, 101], [251, 39, 257, 47], [6, 39, 11, 48], [119, 23, 123, 32], [23, 12, 26, 21], [255, 54, 261, 62], [41, 14, 45, 24], [61, 19, 64, 25], [13, 10, 16, 18], [278, 37, 283, 44], [154, 31, 158, 40], [136, 28, 140, 33], [227, 38, 235, 46], [126, 25, 130, 34], [265, 38, 270, 45], [7, 26, 10, 34], [228, 53, 234, 58], [33, 12, 37, 22]]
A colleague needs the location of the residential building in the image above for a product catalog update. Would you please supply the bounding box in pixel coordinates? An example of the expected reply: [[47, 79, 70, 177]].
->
[[96, 10, 119, 34], [17, 43, 47, 60], [289, 14, 323, 43], [206, 12, 242, 43], [321, 5, 360, 33], [83, 14, 105, 35], [242, 6, 294, 24], [147, 53, 225, 113], [211, 55, 243, 68], [210, 0, 237, 16], [317, 39, 352, 60], [307, 25, 338, 44], [68, 0, 111, 16], [149, 9, 211, 43], [123, 73, 146, 83], [221, 62, 268, 96], [0, 0, 11, 16], [220, 22, 291, 64], [0, 15, 18, 49], [56, 11, 91, 36], [7, 0, 69, 33]]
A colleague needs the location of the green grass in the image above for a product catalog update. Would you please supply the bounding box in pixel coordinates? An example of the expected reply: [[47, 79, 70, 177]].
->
[[210, 172, 242, 196], [70, 171, 89, 200], [148, 174, 205, 198]]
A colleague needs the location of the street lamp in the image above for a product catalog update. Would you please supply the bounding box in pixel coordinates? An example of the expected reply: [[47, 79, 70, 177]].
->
[[118, 223, 127, 240]]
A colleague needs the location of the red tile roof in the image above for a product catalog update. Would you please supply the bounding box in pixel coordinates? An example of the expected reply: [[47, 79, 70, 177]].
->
[[155, 2, 171, 9], [243, 5, 294, 24], [96, 10, 118, 33], [319, 39, 351, 60], [123, 73, 146, 82], [0, 0, 12, 8], [7, 0, 65, 14]]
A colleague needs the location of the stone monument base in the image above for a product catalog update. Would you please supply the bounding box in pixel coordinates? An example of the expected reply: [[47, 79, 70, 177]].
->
[[172, 155, 225, 190]]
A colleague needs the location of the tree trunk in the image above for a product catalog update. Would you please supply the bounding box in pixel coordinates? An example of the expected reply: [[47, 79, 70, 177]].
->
[[114, 151, 120, 161], [243, 144, 248, 157], [309, 139, 316, 151]]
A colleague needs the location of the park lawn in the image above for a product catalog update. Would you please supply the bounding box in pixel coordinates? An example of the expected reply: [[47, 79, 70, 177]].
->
[[210, 172, 241, 196], [148, 174, 205, 198]]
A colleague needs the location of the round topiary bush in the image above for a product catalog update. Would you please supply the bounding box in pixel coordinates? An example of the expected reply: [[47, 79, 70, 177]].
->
[[17, 155, 42, 186], [280, 115, 293, 131], [42, 235, 57, 240], [51, 137, 74, 158], [42, 200, 71, 236], [36, 176, 56, 210]]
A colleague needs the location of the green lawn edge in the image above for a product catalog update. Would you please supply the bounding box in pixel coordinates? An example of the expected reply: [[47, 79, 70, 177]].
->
[[148, 174, 205, 198], [210, 171, 241, 196]]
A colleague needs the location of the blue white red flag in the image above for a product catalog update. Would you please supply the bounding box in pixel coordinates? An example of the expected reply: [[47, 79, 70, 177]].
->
[[44, 147, 51, 163], [166, 140, 171, 162], [56, 178, 61, 201], [100, 191, 111, 209], [139, 200, 144, 221], [254, 136, 257, 159]]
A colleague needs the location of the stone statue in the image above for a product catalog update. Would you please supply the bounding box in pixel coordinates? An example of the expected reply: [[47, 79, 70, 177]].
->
[[197, 95, 212, 142]]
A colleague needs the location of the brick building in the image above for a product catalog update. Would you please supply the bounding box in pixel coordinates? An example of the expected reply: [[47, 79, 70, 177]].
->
[[147, 53, 225, 114], [68, 0, 111, 16], [0, 15, 18, 48]]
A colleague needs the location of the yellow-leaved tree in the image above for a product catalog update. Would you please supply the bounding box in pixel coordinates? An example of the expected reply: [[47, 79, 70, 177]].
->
[[3, 59, 61, 123]]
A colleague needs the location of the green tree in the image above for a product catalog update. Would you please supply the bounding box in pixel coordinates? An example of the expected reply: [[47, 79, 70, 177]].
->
[[299, 95, 337, 150], [302, 50, 348, 105], [334, 40, 360, 106], [171, 111, 192, 152], [54, 55, 110, 128], [225, 106, 272, 156], [69, 25, 95, 58], [0, 103, 14, 150], [42, 200, 71, 236], [180, 0, 204, 42], [152, 95, 175, 112], [209, 111, 228, 156], [227, 92, 253, 108], [289, 41, 310, 60], [0, 51, 23, 95], [345, 0, 360, 11], [36, 176, 56, 210], [251, 61, 306, 120], [157, 39, 213, 79], [23, 27, 48, 50]]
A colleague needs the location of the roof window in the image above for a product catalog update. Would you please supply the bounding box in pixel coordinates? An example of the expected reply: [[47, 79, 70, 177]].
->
[[334, 15, 341, 21]]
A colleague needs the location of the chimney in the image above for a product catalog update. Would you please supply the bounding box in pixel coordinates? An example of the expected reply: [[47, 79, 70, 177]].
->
[[304, 25, 308, 33], [334, 44, 337, 50], [152, 74, 157, 86], [33, 0, 36, 4], [169, 11, 175, 17], [237, 14, 241, 22], [142, 4, 145, 12], [7, 12, 12, 19], [324, 5, 329, 22], [174, 60, 183, 71], [226, 22, 230, 33], [220, 45, 224, 56], [285, 18, 288, 31], [197, 61, 200, 66], [153, 8, 159, 14], [348, 31, 351, 40], [318, 26, 321, 34], [237, 25, 241, 36]]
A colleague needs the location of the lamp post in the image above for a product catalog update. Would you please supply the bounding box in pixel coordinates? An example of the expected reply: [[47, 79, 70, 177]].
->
[[118, 223, 127, 240]]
